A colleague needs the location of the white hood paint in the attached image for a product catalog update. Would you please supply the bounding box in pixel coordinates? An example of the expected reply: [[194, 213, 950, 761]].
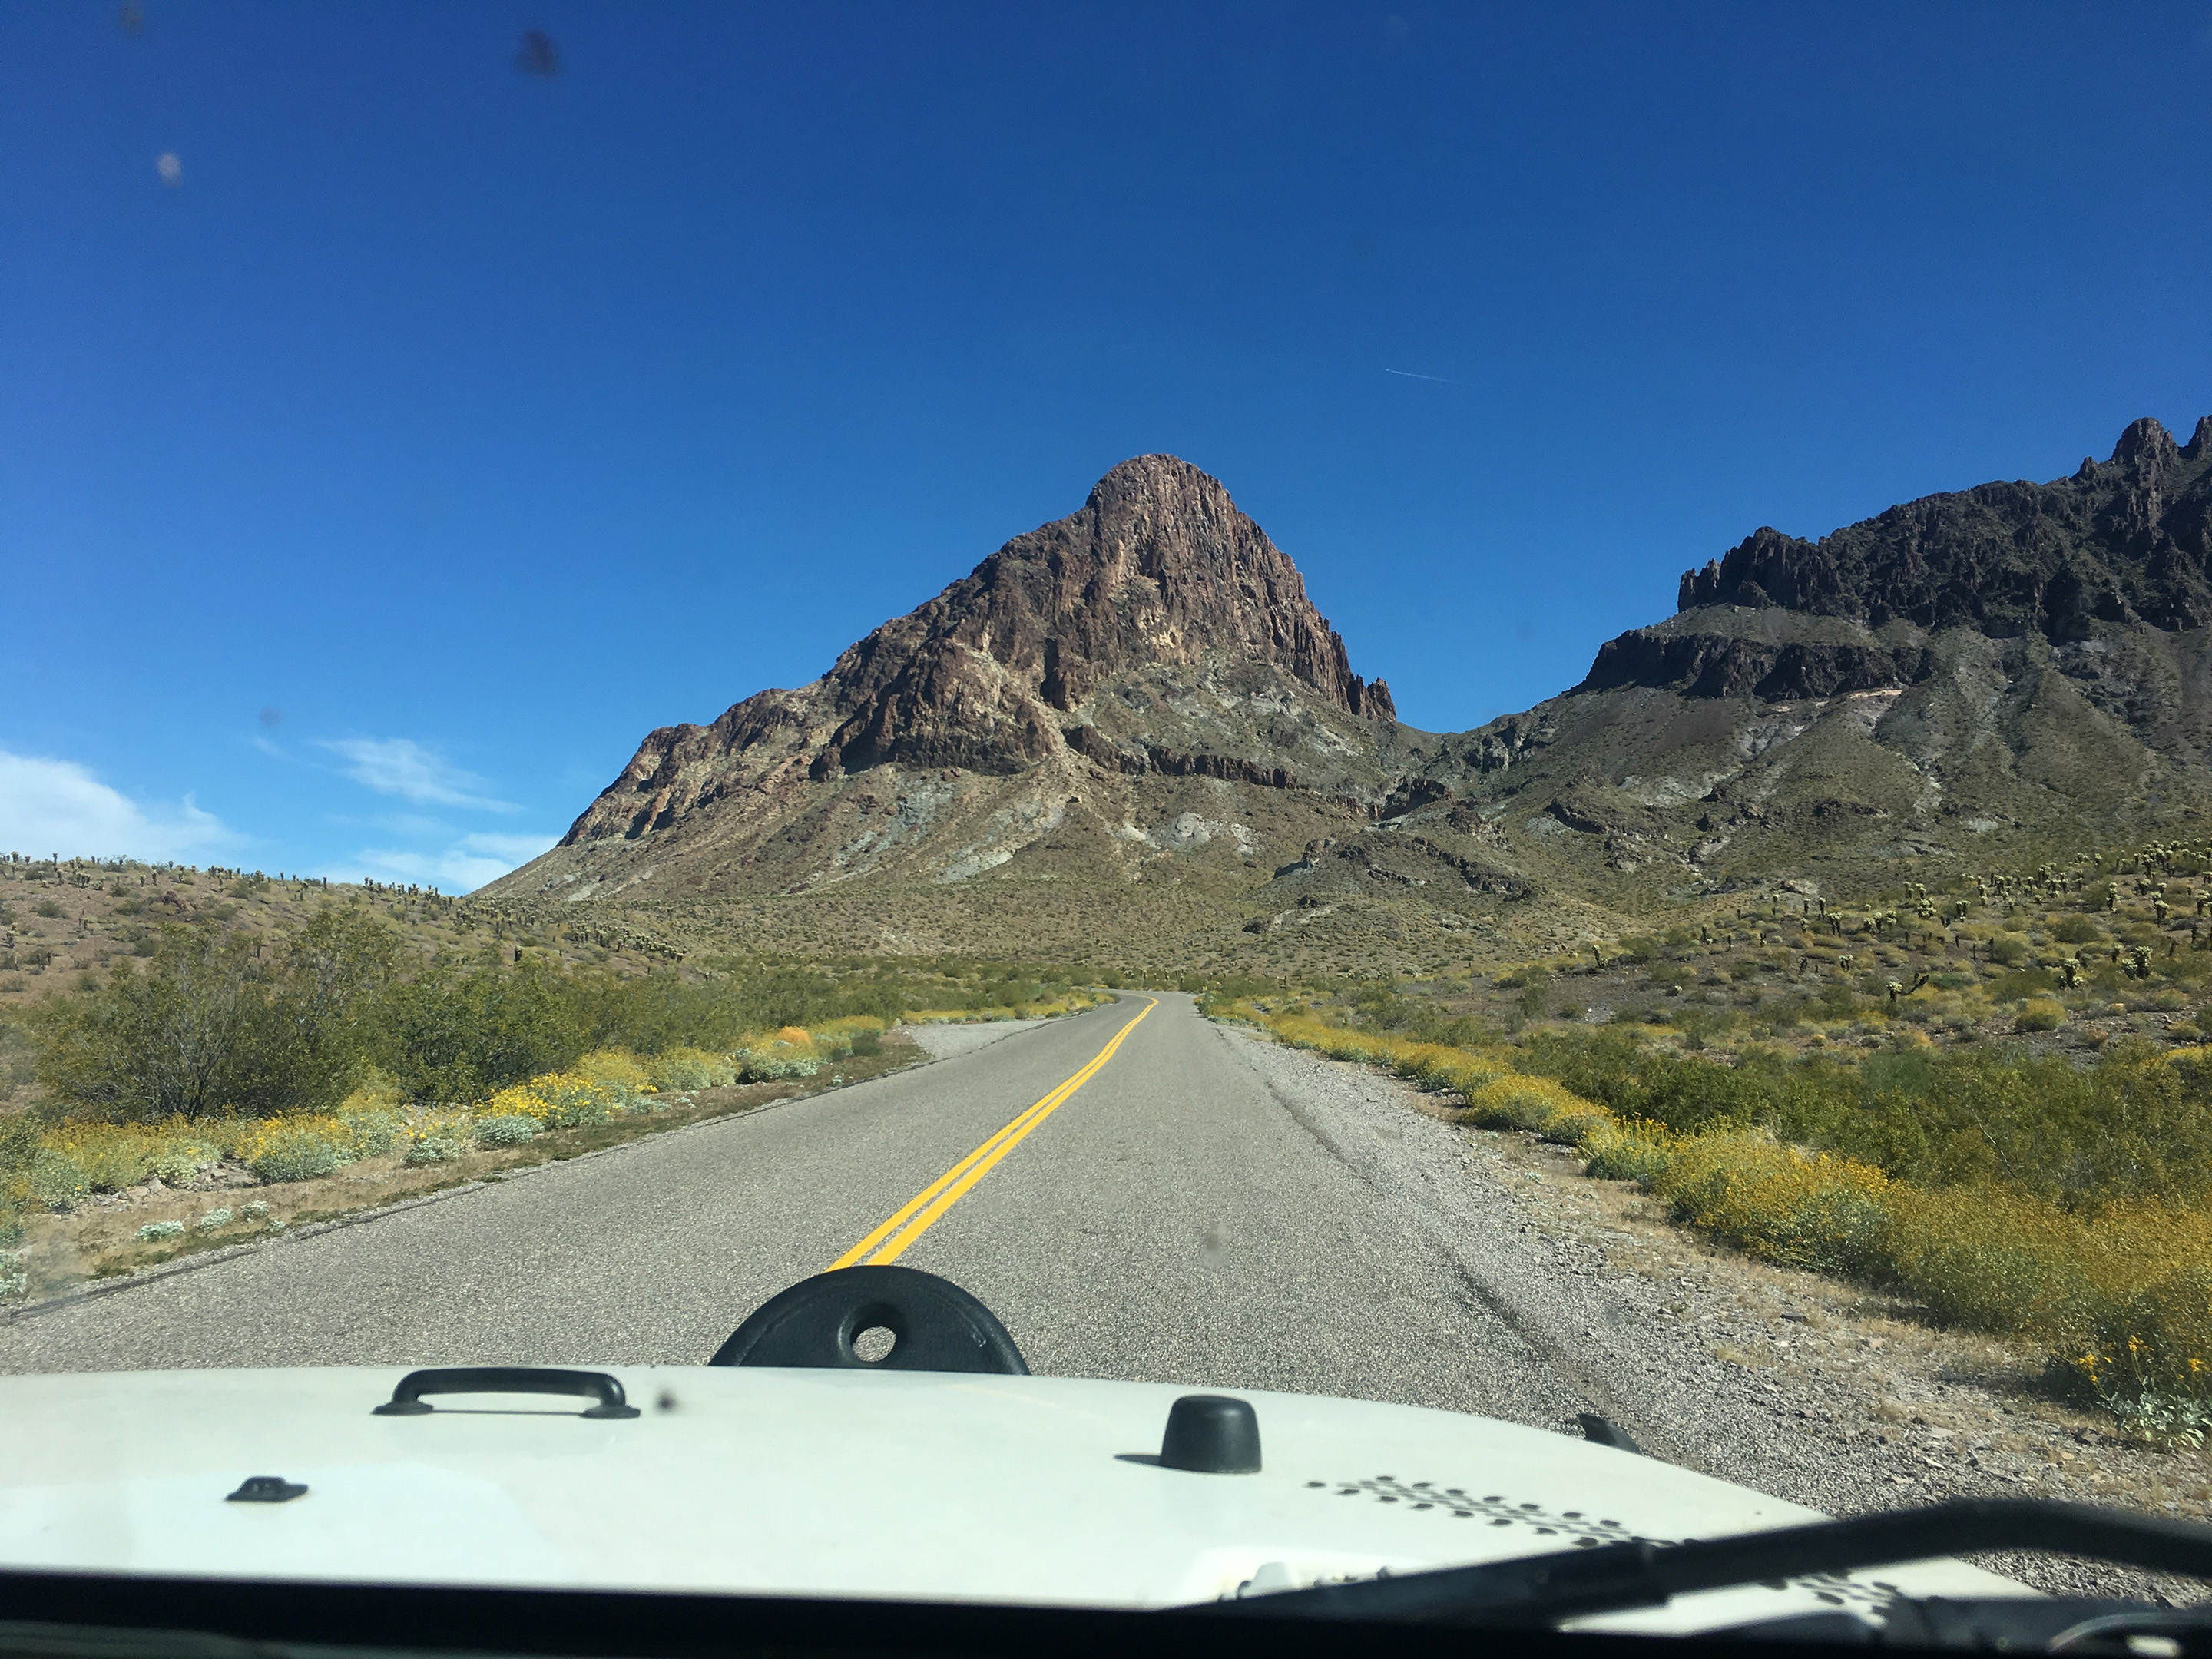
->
[[0, 1366, 2029, 1634]]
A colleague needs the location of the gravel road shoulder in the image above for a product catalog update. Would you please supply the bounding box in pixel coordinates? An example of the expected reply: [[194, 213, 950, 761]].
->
[[1218, 1024, 2210, 1605], [903, 1019, 1048, 1061]]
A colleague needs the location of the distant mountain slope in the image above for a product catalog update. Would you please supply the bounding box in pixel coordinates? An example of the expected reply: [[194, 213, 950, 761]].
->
[[488, 418, 2212, 975], [1416, 415, 2212, 904]]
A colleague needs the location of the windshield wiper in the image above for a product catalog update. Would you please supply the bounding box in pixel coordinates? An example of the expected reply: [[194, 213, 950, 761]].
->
[[1197, 1498, 2212, 1626]]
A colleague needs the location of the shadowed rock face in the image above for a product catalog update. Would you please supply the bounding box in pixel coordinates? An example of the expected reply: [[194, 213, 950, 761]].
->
[[1574, 416, 2212, 704], [1681, 416, 2212, 629]]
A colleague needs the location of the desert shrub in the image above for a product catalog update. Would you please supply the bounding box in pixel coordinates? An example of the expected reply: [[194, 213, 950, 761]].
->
[[1653, 1131, 1891, 1278], [2063, 1262, 2212, 1412], [28, 910, 396, 1121], [241, 1123, 349, 1184], [644, 1047, 736, 1091], [34, 1121, 217, 1191], [1581, 1118, 1674, 1184], [1986, 935, 2030, 966], [2016, 999, 2065, 1033], [339, 1109, 400, 1158], [2053, 915, 2105, 944], [404, 1132, 465, 1165], [574, 1048, 651, 1092], [476, 1114, 538, 1147], [1512, 1026, 2212, 1208], [1884, 1184, 2101, 1336], [27, 1147, 91, 1208], [1465, 1075, 1608, 1143], [740, 1038, 820, 1081], [481, 1060, 655, 1130], [372, 959, 586, 1104]]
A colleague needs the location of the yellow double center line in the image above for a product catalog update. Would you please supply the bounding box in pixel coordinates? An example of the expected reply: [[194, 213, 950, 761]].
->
[[828, 997, 1159, 1270]]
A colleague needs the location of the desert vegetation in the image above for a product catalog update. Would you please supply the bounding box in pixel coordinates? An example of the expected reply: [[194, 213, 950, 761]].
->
[[1204, 834, 2212, 1447], [0, 861, 1104, 1290]]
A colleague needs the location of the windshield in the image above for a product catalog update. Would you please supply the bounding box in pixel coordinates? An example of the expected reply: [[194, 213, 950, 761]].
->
[[2, 1, 2208, 1637]]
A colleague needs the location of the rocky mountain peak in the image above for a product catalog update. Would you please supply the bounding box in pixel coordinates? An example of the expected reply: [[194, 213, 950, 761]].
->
[[538, 456, 1399, 861], [2113, 415, 2178, 470], [810, 455, 1391, 777]]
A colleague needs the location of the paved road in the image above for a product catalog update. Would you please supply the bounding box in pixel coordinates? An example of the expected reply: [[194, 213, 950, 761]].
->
[[0, 995, 1588, 1427]]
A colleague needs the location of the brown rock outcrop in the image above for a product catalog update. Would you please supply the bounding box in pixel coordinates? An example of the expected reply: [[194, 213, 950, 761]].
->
[[557, 455, 1396, 849], [810, 454, 1389, 779]]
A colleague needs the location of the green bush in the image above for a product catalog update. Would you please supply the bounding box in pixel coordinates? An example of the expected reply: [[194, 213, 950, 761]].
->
[[342, 1110, 400, 1159], [742, 1053, 819, 1082], [372, 960, 584, 1104], [1581, 1118, 1674, 1183], [247, 1128, 348, 1184], [28, 909, 395, 1121], [2053, 915, 2105, 944], [405, 1134, 465, 1165], [27, 1148, 90, 1208], [537, 1078, 613, 1128], [644, 1048, 737, 1091], [476, 1114, 537, 1147]]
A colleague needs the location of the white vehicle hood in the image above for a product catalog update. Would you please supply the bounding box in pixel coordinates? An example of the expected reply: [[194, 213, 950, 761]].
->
[[0, 1366, 2028, 1635]]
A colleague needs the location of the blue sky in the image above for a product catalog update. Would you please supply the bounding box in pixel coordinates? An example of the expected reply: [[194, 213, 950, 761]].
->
[[5, 2, 2210, 890]]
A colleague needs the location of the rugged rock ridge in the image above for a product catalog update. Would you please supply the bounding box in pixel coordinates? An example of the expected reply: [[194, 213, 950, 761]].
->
[[557, 455, 1396, 852], [1583, 416, 2212, 704], [1676, 416, 2212, 634]]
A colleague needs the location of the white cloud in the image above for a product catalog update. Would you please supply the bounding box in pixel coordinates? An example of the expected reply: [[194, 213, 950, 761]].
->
[[316, 737, 516, 811], [0, 750, 237, 863], [329, 831, 558, 895]]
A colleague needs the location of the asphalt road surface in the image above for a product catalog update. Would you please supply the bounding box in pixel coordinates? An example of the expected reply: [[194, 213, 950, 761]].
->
[[0, 995, 1598, 1429]]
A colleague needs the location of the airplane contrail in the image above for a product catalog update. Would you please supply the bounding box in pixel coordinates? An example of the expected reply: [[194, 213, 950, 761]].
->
[[1385, 368, 1459, 384]]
